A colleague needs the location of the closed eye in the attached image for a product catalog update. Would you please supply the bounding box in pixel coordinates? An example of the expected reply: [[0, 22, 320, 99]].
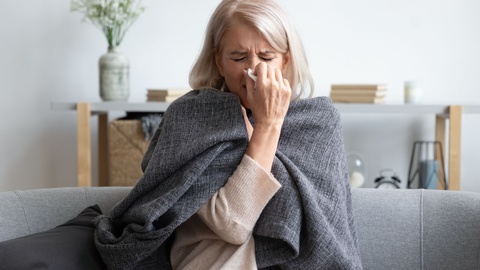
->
[[232, 57, 274, 62], [233, 57, 247, 62], [259, 52, 276, 62]]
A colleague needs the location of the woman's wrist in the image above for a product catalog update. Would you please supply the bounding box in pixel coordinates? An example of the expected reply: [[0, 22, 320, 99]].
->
[[245, 123, 283, 172], [253, 119, 285, 129]]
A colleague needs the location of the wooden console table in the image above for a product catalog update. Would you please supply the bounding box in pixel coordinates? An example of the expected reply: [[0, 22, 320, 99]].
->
[[51, 102, 473, 190], [51, 102, 170, 187], [334, 104, 463, 190]]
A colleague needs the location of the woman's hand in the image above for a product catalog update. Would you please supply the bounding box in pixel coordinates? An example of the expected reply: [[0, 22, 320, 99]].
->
[[244, 62, 291, 128], [243, 62, 291, 172]]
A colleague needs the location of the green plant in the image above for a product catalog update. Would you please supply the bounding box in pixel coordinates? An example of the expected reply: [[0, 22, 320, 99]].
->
[[71, 0, 145, 47]]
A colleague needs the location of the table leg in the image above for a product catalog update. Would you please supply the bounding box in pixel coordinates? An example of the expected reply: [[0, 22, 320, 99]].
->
[[77, 103, 92, 187], [98, 113, 109, 186], [448, 106, 462, 190], [435, 115, 446, 190]]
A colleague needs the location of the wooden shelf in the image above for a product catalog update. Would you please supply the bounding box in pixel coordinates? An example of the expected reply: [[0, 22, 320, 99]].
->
[[333, 103, 463, 190], [334, 104, 450, 115], [51, 101, 170, 113]]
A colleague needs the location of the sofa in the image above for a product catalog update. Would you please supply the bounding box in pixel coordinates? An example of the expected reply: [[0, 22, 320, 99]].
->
[[0, 187, 479, 269]]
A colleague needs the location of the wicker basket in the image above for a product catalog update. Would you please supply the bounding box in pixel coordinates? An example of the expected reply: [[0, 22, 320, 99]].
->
[[108, 119, 149, 186]]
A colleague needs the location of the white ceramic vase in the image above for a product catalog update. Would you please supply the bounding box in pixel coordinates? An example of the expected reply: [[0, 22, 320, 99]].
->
[[99, 47, 130, 101]]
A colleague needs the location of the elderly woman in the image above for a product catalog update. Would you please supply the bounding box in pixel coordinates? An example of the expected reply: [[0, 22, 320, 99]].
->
[[95, 0, 362, 269]]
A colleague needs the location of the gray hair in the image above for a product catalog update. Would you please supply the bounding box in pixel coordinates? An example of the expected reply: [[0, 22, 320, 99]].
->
[[189, 0, 314, 100]]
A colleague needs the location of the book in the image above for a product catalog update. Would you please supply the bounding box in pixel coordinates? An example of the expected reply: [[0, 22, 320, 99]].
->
[[330, 83, 387, 104], [330, 89, 387, 98], [147, 88, 191, 97], [331, 84, 387, 90], [330, 96, 385, 104], [146, 95, 181, 102], [146, 87, 191, 102]]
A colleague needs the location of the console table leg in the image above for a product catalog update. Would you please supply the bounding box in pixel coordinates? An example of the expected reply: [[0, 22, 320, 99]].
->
[[98, 113, 109, 186], [448, 106, 462, 190], [435, 115, 446, 190], [77, 103, 92, 187]]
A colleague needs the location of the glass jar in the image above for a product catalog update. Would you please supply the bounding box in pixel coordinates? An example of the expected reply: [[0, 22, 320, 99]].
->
[[346, 152, 366, 188], [404, 81, 423, 104]]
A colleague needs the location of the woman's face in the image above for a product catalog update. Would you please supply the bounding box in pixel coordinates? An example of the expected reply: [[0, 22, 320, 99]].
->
[[215, 23, 289, 108]]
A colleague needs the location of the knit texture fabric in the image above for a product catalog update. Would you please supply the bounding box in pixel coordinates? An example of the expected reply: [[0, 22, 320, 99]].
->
[[94, 88, 362, 269]]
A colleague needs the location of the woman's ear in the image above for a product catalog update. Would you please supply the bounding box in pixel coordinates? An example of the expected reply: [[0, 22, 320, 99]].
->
[[215, 50, 225, 77]]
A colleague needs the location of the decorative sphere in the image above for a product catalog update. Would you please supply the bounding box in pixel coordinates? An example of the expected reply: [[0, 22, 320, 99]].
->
[[346, 153, 366, 188]]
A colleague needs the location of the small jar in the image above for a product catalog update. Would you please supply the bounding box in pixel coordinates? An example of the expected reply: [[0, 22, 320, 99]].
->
[[346, 152, 366, 188], [404, 81, 423, 104]]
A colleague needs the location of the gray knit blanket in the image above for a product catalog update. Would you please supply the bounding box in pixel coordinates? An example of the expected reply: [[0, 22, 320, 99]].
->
[[94, 88, 362, 269]]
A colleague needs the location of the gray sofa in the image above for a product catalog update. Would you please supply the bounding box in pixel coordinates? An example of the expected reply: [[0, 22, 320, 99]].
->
[[1, 187, 479, 269]]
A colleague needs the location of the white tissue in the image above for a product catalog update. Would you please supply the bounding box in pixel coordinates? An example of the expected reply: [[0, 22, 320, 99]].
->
[[247, 68, 257, 82]]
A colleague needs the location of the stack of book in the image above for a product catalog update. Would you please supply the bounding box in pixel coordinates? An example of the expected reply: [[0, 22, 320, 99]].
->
[[330, 84, 387, 104], [146, 88, 191, 102]]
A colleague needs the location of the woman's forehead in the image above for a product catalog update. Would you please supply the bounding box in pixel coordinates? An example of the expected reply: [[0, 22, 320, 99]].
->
[[221, 24, 275, 52]]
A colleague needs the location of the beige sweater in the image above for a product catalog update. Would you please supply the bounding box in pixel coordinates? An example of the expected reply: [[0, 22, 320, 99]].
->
[[170, 155, 281, 270]]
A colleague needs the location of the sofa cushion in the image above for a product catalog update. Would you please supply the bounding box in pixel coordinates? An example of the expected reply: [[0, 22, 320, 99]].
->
[[0, 205, 106, 270]]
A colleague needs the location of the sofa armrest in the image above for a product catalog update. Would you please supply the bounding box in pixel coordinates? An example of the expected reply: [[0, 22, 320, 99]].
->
[[0, 187, 131, 241]]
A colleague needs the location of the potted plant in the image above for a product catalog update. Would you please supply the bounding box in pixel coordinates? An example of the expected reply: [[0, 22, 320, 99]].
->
[[71, 0, 145, 101]]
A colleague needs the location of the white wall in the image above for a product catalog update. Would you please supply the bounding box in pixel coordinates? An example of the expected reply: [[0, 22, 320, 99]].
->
[[1, 0, 479, 191]]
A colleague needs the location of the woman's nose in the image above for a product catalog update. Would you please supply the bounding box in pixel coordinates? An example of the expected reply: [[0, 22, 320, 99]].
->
[[246, 57, 260, 71]]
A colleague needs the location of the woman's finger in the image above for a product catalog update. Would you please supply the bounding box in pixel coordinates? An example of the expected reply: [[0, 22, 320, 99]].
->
[[244, 70, 255, 102]]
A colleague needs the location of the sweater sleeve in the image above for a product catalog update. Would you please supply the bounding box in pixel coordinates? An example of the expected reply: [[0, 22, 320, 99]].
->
[[196, 154, 281, 245]]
